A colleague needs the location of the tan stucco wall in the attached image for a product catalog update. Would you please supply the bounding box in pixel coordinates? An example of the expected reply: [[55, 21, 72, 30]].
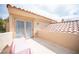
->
[[33, 20, 51, 37], [8, 15, 16, 37], [37, 29, 79, 52], [7, 5, 56, 38]]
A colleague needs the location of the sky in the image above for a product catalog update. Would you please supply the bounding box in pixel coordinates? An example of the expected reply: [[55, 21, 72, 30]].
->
[[0, 4, 9, 19], [0, 4, 79, 21]]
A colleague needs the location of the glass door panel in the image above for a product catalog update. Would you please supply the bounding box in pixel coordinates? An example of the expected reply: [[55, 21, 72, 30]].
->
[[16, 21, 24, 38], [25, 21, 32, 38], [16, 20, 32, 38]]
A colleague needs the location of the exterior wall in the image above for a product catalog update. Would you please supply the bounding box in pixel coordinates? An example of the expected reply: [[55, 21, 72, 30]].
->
[[7, 5, 56, 38], [37, 29, 79, 52], [38, 22, 50, 29], [8, 16, 50, 38], [8, 15, 16, 37], [8, 15, 34, 38], [33, 20, 50, 37], [34, 21, 38, 37]]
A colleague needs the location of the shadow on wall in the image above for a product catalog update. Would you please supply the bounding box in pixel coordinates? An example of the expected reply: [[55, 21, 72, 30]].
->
[[36, 30, 79, 53]]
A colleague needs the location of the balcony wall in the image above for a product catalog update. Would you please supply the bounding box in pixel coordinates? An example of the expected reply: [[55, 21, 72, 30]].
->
[[0, 32, 13, 53], [37, 29, 79, 52]]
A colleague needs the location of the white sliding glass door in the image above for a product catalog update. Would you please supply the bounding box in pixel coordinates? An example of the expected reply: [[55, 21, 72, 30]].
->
[[25, 21, 32, 38], [16, 20, 32, 38], [16, 21, 24, 38]]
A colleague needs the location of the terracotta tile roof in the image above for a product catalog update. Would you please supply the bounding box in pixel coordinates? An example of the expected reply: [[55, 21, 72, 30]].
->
[[46, 20, 79, 34], [7, 4, 56, 23]]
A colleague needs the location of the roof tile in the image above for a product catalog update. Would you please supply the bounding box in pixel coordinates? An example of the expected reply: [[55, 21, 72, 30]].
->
[[46, 20, 79, 34]]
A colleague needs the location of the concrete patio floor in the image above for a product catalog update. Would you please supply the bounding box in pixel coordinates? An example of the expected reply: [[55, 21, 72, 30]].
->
[[34, 38, 76, 54], [13, 37, 55, 54]]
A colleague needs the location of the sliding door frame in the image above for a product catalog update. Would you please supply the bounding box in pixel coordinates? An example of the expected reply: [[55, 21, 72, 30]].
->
[[15, 19, 33, 38]]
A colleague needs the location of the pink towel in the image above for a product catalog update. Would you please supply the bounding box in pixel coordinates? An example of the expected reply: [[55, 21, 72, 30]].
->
[[10, 42, 15, 54], [16, 48, 31, 54], [10, 42, 31, 54]]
